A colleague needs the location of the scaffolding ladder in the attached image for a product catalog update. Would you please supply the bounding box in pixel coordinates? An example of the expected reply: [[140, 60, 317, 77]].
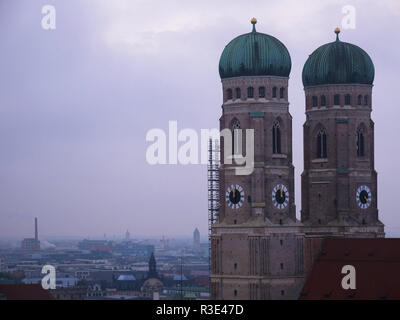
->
[[207, 138, 220, 269]]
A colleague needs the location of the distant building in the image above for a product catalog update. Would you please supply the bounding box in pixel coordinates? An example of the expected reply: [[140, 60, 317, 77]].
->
[[141, 278, 163, 299], [75, 270, 90, 280], [51, 286, 87, 300], [23, 276, 78, 288], [116, 274, 136, 291], [90, 245, 112, 254], [109, 241, 154, 258], [86, 283, 105, 298], [21, 217, 40, 252], [141, 252, 163, 299], [125, 230, 130, 241], [147, 252, 158, 279], [193, 228, 200, 248], [77, 239, 108, 251]]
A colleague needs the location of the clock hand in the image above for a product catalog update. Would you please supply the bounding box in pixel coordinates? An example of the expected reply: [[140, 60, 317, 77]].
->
[[364, 196, 368, 203], [280, 188, 283, 198], [232, 187, 236, 199]]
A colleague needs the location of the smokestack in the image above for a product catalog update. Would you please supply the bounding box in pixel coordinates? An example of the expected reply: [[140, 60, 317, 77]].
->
[[35, 217, 38, 241]]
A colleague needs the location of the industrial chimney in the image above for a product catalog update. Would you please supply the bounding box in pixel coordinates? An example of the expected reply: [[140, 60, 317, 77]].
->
[[35, 217, 38, 241]]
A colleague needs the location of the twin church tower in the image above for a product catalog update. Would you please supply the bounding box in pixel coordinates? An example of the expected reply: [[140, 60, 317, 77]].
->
[[210, 19, 384, 300]]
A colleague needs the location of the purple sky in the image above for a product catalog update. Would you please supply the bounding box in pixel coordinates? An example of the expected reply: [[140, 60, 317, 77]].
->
[[1, 0, 399, 239]]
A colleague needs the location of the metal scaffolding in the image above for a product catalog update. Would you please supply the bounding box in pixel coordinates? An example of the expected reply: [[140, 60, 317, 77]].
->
[[208, 138, 220, 258]]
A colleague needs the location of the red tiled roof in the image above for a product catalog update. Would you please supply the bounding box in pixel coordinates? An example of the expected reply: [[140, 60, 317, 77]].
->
[[299, 238, 400, 300], [90, 245, 112, 253], [0, 284, 55, 300]]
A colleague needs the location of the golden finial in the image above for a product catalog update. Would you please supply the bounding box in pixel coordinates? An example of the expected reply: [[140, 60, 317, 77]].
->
[[334, 27, 340, 41], [251, 17, 257, 25]]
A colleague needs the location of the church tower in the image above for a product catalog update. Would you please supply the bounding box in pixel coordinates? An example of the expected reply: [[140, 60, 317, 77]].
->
[[301, 28, 384, 237], [147, 252, 158, 279], [210, 19, 304, 300]]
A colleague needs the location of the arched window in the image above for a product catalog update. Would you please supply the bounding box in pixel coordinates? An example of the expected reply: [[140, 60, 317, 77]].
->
[[272, 121, 281, 154], [235, 88, 241, 99], [272, 87, 277, 98], [357, 95, 362, 105], [231, 118, 241, 156], [320, 95, 326, 107], [364, 95, 368, 106], [247, 87, 254, 98], [316, 129, 327, 158], [345, 94, 351, 105], [280, 87, 285, 99], [312, 96, 318, 107], [259, 86, 265, 98], [357, 128, 365, 157], [334, 94, 340, 105], [227, 89, 232, 100]]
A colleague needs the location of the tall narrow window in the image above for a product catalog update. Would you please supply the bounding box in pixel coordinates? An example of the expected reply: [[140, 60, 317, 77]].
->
[[272, 121, 281, 154], [235, 88, 241, 99], [364, 95, 368, 106], [280, 87, 285, 99], [357, 128, 365, 157], [227, 89, 232, 100], [231, 119, 241, 156], [317, 129, 327, 158], [247, 87, 254, 98], [357, 95, 362, 105], [345, 94, 351, 105], [259, 86, 265, 98], [334, 94, 340, 105], [320, 95, 326, 107], [312, 96, 318, 107], [272, 87, 277, 98]]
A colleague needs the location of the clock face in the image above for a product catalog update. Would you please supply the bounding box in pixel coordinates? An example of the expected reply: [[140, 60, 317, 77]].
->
[[225, 184, 244, 209], [272, 184, 289, 209], [356, 185, 372, 209]]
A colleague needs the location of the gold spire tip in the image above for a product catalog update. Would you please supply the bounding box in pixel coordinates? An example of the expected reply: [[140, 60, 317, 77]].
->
[[334, 27, 341, 34], [251, 17, 257, 25]]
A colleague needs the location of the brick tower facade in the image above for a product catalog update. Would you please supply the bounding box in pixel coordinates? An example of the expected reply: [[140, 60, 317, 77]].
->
[[210, 19, 305, 300], [301, 29, 384, 237]]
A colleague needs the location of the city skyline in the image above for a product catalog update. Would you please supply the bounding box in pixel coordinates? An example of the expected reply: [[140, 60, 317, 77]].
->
[[1, 0, 400, 238]]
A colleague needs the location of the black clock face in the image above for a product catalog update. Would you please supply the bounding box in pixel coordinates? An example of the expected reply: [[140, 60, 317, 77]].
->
[[272, 184, 289, 209], [275, 189, 286, 204], [356, 185, 371, 209], [225, 184, 244, 209], [359, 191, 369, 204], [229, 189, 241, 204]]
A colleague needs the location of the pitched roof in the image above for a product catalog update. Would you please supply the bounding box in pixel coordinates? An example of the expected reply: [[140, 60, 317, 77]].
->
[[117, 274, 136, 281], [0, 284, 55, 300], [299, 238, 400, 300]]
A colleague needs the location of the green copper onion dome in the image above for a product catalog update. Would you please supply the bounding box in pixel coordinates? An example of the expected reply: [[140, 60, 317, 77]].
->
[[219, 18, 291, 79], [302, 28, 375, 87]]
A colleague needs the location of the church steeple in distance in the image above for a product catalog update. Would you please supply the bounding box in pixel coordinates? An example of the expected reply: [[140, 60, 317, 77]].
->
[[147, 252, 158, 279]]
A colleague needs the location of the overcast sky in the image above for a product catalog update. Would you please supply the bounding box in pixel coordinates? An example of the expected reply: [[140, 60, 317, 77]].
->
[[0, 0, 399, 239]]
